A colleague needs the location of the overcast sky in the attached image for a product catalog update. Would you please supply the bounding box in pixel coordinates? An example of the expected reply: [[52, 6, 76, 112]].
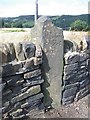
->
[[0, 0, 89, 17]]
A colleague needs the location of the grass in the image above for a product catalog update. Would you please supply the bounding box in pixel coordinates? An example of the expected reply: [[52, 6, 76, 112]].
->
[[1, 28, 26, 32]]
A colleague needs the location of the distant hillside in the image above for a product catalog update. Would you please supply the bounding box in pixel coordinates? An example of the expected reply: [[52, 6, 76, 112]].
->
[[1, 14, 90, 30]]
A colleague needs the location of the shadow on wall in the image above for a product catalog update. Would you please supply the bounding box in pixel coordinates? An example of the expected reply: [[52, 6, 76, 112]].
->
[[64, 40, 78, 54], [41, 50, 53, 108]]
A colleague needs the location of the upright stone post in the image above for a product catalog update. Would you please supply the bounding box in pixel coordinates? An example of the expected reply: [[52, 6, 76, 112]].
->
[[35, 0, 38, 24], [31, 16, 64, 108]]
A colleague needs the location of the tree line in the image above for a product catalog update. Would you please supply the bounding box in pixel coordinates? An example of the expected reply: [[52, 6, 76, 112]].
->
[[1, 14, 90, 31]]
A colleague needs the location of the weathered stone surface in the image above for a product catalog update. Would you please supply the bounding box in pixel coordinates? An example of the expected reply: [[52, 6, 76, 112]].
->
[[64, 52, 80, 64], [35, 44, 42, 57], [12, 114, 28, 119], [79, 52, 87, 62], [0, 44, 11, 64], [23, 42, 36, 59], [1, 63, 14, 77], [3, 101, 10, 108], [10, 108, 23, 117], [62, 96, 74, 103], [87, 59, 90, 71], [33, 57, 42, 66], [7, 43, 16, 61], [26, 93, 44, 103], [31, 16, 64, 108], [63, 87, 77, 98], [14, 42, 25, 61], [77, 72, 88, 81], [12, 61, 23, 73], [63, 82, 79, 90], [19, 64, 40, 74], [62, 99, 74, 105], [3, 75, 22, 86], [2, 82, 6, 90], [2, 89, 12, 97], [24, 69, 41, 79], [21, 93, 44, 108], [23, 58, 34, 69], [21, 99, 43, 110], [23, 79, 44, 87], [11, 85, 41, 104], [75, 85, 90, 101], [80, 78, 90, 89], [64, 63, 78, 73], [63, 73, 77, 81]]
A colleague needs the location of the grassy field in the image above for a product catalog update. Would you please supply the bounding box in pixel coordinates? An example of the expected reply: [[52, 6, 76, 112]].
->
[[0, 28, 88, 48]]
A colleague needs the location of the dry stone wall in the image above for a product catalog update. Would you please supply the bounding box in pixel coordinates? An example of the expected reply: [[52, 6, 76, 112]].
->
[[0, 42, 44, 119], [62, 49, 90, 105]]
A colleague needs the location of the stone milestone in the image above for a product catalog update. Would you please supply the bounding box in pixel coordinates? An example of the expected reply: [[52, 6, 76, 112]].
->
[[31, 16, 64, 108]]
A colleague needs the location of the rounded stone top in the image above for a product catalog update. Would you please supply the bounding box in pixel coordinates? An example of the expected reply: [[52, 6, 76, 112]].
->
[[36, 16, 52, 24]]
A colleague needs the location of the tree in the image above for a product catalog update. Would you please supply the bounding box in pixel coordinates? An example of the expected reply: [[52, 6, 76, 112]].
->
[[70, 20, 88, 31]]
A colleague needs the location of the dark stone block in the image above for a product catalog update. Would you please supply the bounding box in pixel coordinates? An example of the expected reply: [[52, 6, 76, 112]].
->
[[64, 63, 79, 74], [3, 75, 22, 86], [11, 85, 41, 104], [75, 86, 90, 101], [23, 42, 36, 59], [23, 79, 44, 87], [65, 52, 80, 64], [18, 65, 40, 74], [2, 63, 14, 77], [63, 87, 77, 98], [63, 82, 79, 90], [62, 95, 74, 102], [62, 99, 74, 105], [80, 78, 90, 89], [21, 93, 44, 109], [24, 69, 41, 79]]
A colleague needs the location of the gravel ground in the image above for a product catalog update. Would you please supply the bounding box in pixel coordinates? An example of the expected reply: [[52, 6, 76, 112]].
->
[[31, 95, 89, 118]]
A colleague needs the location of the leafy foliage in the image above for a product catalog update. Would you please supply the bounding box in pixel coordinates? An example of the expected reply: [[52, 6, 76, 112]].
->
[[70, 20, 88, 31], [2, 14, 90, 31]]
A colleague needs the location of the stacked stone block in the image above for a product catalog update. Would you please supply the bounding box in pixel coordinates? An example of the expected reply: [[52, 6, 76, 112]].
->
[[0, 42, 44, 119], [62, 50, 90, 105]]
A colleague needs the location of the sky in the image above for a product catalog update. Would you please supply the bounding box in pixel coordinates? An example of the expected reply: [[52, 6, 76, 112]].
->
[[0, 0, 90, 17]]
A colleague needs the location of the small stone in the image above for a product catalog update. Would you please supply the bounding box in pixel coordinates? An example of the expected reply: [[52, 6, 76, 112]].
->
[[23, 58, 34, 69], [10, 109, 23, 117], [7, 43, 16, 61], [80, 78, 90, 89], [14, 42, 25, 61], [23, 79, 44, 87], [35, 44, 42, 57], [33, 57, 42, 66], [63, 87, 77, 98], [24, 69, 41, 79]]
